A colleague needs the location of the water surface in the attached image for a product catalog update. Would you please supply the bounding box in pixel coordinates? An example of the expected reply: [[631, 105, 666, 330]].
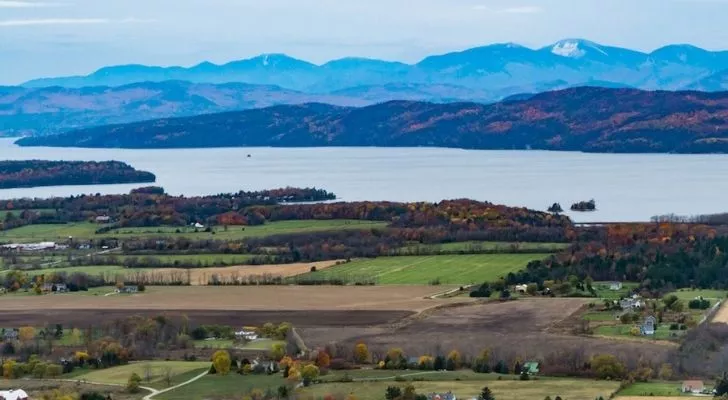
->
[[1, 138, 726, 222]]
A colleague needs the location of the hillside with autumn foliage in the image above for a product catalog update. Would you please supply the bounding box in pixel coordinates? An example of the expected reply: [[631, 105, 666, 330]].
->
[[17, 87, 728, 153], [0, 160, 155, 189]]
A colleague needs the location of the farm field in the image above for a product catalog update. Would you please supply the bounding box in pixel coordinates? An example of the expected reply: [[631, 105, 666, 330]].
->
[[0, 265, 129, 276], [117, 253, 255, 266], [594, 324, 685, 341], [616, 381, 698, 397], [300, 378, 620, 400], [194, 338, 284, 351], [667, 288, 726, 301], [298, 254, 551, 284], [0, 378, 143, 399], [152, 260, 343, 285], [155, 370, 619, 400], [0, 285, 458, 312], [75, 361, 210, 385], [0, 220, 388, 243]]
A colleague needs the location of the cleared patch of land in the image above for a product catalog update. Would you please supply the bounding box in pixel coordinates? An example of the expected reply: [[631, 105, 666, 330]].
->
[[616, 381, 697, 397], [0, 219, 387, 243], [301, 379, 620, 400], [667, 288, 726, 301], [299, 254, 550, 284], [76, 361, 209, 385], [151, 260, 342, 285]]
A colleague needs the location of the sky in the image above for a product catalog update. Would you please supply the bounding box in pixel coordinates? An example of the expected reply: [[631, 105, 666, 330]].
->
[[2, 0, 728, 84]]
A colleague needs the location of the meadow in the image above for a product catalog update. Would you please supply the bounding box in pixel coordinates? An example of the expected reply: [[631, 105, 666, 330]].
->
[[298, 253, 551, 284], [0, 220, 388, 243], [155, 370, 620, 400], [75, 361, 210, 386], [616, 381, 701, 397]]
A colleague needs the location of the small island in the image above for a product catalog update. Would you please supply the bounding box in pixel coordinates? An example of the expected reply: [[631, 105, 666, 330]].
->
[[571, 199, 597, 212], [0, 160, 156, 189]]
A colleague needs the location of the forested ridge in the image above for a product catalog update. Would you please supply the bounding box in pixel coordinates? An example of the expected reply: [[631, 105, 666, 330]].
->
[[0, 160, 155, 189]]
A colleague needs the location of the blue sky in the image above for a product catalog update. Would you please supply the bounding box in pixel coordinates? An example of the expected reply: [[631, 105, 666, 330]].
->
[[1, 0, 728, 84]]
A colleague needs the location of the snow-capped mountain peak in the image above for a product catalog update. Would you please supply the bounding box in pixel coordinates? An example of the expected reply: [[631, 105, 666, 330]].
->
[[550, 39, 607, 58]]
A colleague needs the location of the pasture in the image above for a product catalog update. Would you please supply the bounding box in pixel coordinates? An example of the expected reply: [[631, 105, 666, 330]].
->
[[667, 288, 726, 301], [75, 361, 209, 386], [298, 254, 551, 284], [0, 219, 388, 243], [155, 370, 619, 400], [616, 381, 695, 397], [301, 379, 620, 400]]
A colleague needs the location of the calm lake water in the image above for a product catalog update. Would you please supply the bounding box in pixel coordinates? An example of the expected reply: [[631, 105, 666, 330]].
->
[[1, 138, 727, 222]]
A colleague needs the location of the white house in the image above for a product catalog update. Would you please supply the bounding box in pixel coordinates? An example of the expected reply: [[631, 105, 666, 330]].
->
[[192, 222, 205, 229], [0, 389, 29, 400], [681, 380, 705, 394], [514, 284, 528, 293], [235, 330, 258, 341]]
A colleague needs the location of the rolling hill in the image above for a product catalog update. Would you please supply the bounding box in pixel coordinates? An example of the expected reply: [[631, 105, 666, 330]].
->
[[16, 87, 728, 154]]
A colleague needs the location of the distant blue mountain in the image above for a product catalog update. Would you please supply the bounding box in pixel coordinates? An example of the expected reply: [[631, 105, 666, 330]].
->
[[21, 39, 728, 95]]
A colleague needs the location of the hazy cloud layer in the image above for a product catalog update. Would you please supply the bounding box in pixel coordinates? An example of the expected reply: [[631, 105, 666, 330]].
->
[[1, 0, 728, 84]]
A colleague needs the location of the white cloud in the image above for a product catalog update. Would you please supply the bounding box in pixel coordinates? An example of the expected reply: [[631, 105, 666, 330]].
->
[[0, 18, 154, 27], [0, 0, 66, 7]]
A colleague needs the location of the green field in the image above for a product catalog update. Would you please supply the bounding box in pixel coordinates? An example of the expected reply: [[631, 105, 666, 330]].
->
[[0, 265, 129, 277], [298, 254, 550, 284], [0, 220, 388, 243], [667, 289, 726, 301], [193, 338, 284, 351], [156, 370, 619, 400], [617, 381, 703, 396], [582, 312, 619, 321], [76, 361, 210, 386], [594, 324, 685, 341], [301, 379, 619, 400]]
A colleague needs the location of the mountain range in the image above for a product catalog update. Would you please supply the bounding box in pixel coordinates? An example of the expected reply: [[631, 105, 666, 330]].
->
[[17, 87, 728, 154], [20, 40, 728, 94], [5, 39, 728, 138]]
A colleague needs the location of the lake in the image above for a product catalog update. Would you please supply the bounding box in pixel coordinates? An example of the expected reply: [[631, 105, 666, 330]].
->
[[0, 138, 727, 222]]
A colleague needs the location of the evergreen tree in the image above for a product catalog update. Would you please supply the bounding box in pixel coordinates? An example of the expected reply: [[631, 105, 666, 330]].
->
[[478, 386, 495, 400]]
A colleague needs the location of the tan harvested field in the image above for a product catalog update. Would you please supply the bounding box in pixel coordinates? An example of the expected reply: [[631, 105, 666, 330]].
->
[[0, 285, 458, 311], [146, 260, 342, 285], [299, 298, 674, 362], [0, 285, 469, 327], [713, 300, 728, 323]]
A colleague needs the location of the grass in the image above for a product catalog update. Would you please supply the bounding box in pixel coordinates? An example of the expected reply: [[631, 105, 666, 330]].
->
[[0, 265, 130, 277], [0, 220, 388, 243], [76, 361, 211, 386], [594, 324, 685, 341], [582, 312, 618, 321], [156, 373, 284, 400], [193, 338, 285, 351], [666, 289, 726, 301], [298, 254, 550, 284], [593, 282, 640, 300], [616, 381, 701, 396], [301, 378, 620, 400], [156, 371, 619, 400]]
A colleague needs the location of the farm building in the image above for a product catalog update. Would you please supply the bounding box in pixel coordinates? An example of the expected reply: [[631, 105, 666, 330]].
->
[[641, 315, 657, 335], [117, 285, 139, 294], [523, 361, 540, 375], [514, 284, 528, 293], [681, 380, 705, 394], [95, 215, 111, 223], [426, 392, 456, 400], [235, 330, 258, 340], [0, 389, 29, 400]]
